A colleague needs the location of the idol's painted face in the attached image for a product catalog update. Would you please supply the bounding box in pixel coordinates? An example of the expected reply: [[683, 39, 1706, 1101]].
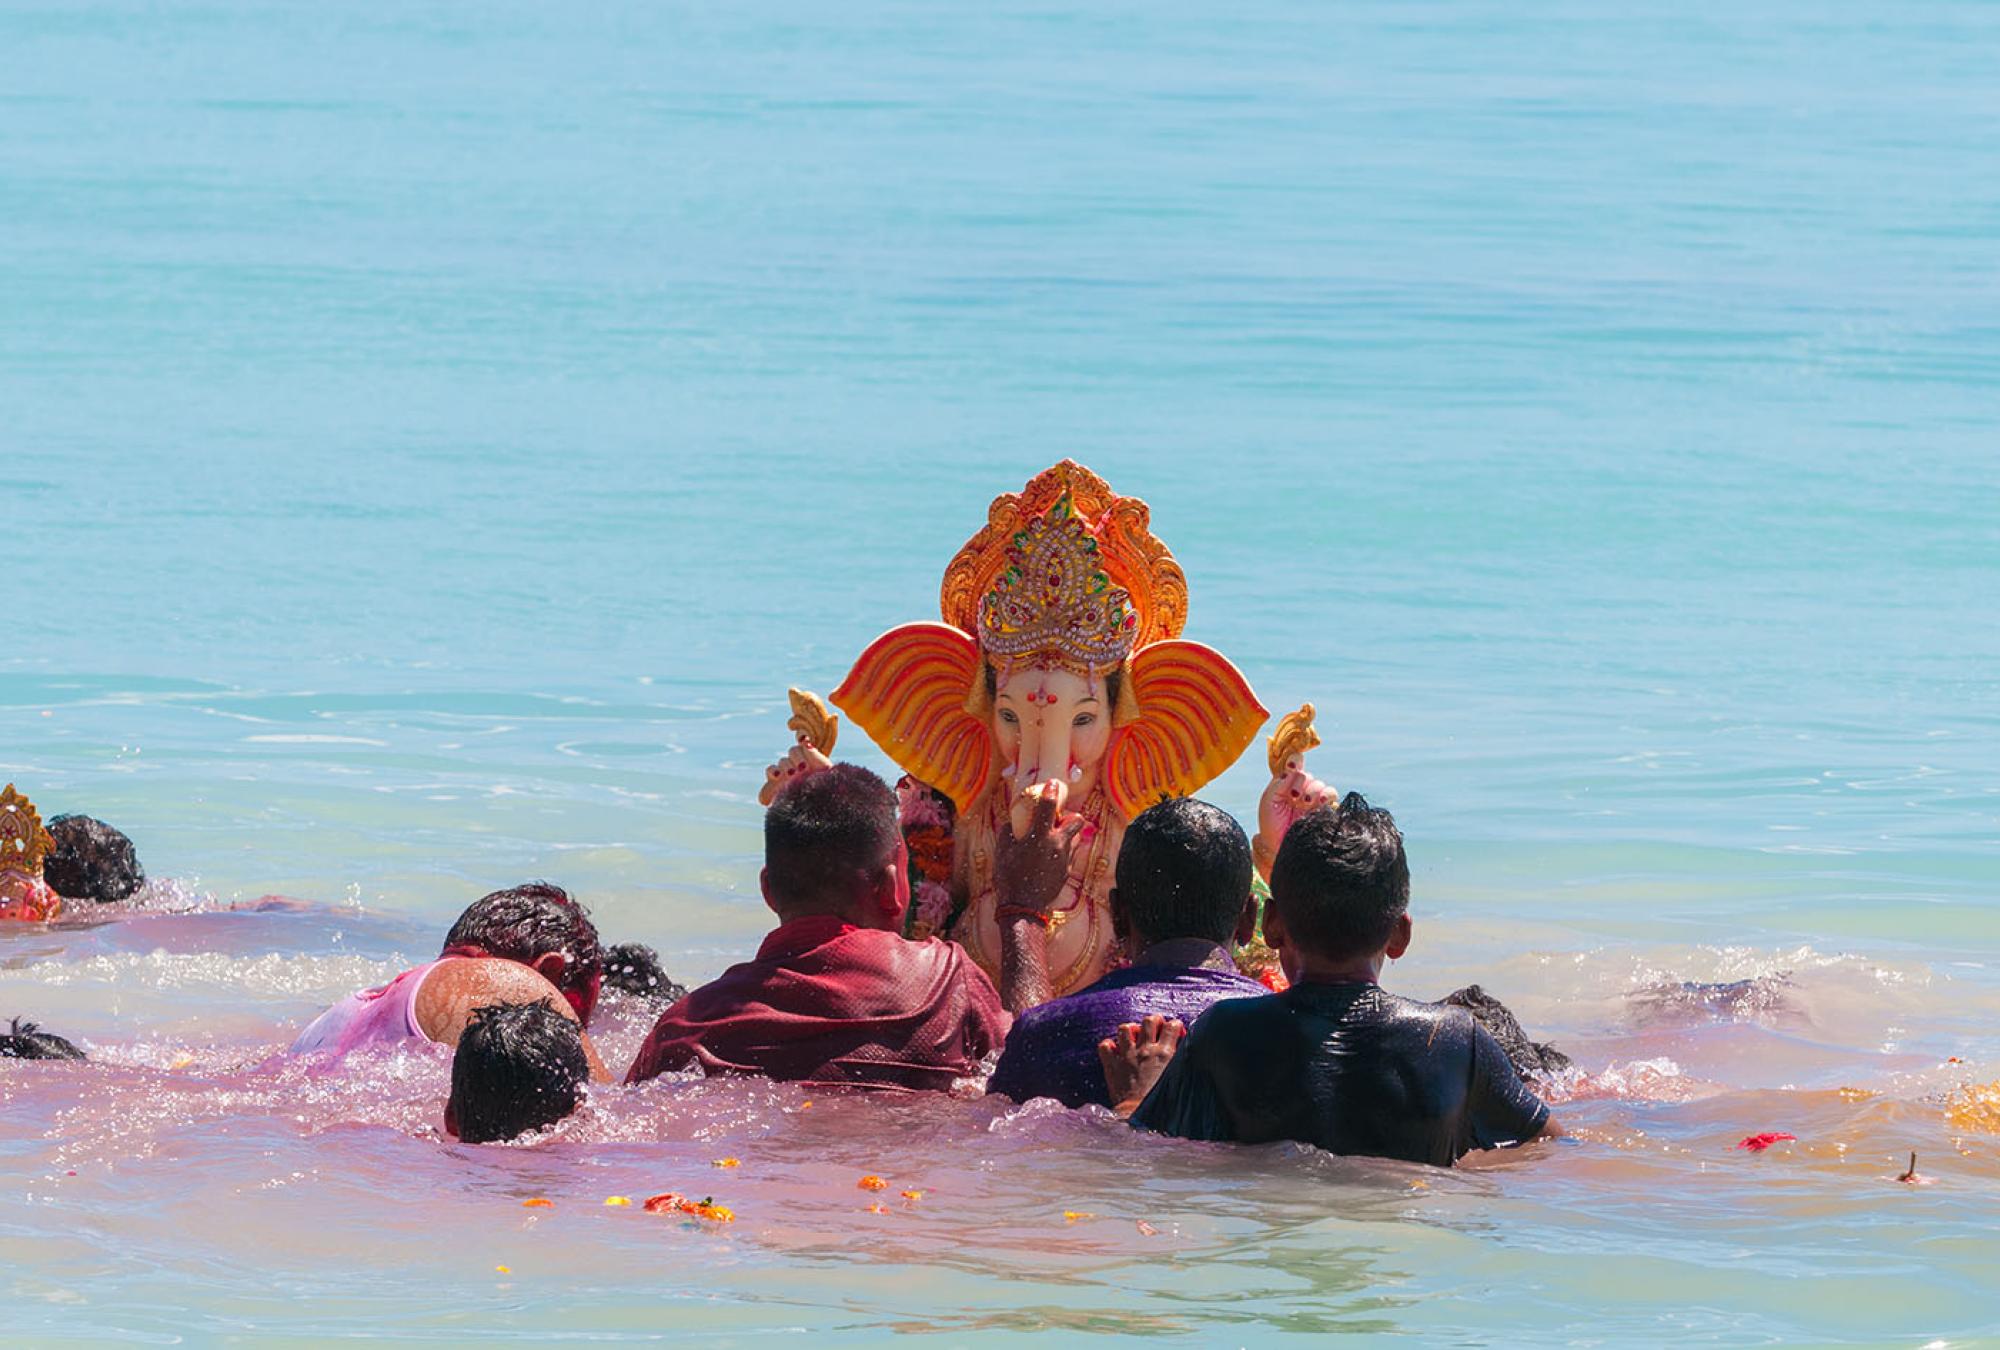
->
[[991, 665, 1113, 807]]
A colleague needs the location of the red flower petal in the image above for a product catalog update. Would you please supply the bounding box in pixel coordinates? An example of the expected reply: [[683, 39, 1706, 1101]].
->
[[1734, 1132, 1798, 1152]]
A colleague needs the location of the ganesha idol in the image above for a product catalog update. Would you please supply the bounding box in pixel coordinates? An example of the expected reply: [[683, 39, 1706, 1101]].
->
[[0, 784, 62, 923], [763, 461, 1334, 997]]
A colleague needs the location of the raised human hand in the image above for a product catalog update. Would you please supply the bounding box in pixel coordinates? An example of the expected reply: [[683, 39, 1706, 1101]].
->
[[1098, 1013, 1187, 1117], [994, 781, 1084, 921]]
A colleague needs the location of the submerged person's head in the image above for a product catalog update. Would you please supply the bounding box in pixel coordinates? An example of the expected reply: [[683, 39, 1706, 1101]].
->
[[445, 1001, 588, 1144], [1266, 794, 1411, 976], [761, 764, 907, 930], [1110, 798, 1256, 954], [601, 942, 687, 1004], [1, 1017, 86, 1061], [43, 815, 146, 904], [442, 883, 604, 1027]]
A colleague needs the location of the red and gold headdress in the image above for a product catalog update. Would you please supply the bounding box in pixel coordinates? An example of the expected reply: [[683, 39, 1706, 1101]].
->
[[0, 784, 61, 922], [833, 462, 1267, 819]]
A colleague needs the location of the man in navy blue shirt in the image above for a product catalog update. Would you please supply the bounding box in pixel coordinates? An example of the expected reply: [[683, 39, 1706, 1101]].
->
[[988, 797, 1267, 1109], [1104, 795, 1561, 1167]]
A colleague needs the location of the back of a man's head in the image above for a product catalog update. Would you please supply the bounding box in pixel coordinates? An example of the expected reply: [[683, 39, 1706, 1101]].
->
[[442, 883, 603, 1005], [1113, 798, 1252, 947], [763, 764, 898, 918], [448, 1001, 588, 1144], [1269, 793, 1410, 962], [44, 815, 146, 904]]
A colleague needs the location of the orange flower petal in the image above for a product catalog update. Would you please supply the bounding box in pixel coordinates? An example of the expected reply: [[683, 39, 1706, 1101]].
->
[[858, 1175, 888, 1191], [521, 1197, 553, 1208]]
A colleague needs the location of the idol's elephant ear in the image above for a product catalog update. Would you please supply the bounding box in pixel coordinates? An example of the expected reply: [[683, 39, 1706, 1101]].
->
[[832, 623, 994, 815], [1105, 642, 1268, 822]]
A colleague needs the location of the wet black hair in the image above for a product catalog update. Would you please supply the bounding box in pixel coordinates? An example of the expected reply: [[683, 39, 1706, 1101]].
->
[[448, 1001, 589, 1144], [441, 883, 603, 1004], [1, 1017, 86, 1061], [602, 942, 688, 1003], [1113, 797, 1252, 946], [1268, 793, 1410, 962], [763, 763, 899, 914], [44, 815, 146, 904]]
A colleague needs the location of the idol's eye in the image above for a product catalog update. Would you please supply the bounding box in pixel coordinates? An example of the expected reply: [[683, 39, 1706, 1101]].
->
[[999, 709, 1019, 726], [1072, 712, 1097, 729]]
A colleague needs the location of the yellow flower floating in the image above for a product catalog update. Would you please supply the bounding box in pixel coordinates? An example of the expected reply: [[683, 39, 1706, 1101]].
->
[[641, 1192, 734, 1222], [495, 1265, 511, 1275], [604, 1196, 632, 1207], [858, 1175, 888, 1191], [1062, 1210, 1094, 1224], [900, 1189, 923, 1201], [713, 1158, 741, 1169]]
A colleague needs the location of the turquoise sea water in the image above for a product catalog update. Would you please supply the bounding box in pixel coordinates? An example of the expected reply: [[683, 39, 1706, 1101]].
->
[[5, 2, 1998, 1343]]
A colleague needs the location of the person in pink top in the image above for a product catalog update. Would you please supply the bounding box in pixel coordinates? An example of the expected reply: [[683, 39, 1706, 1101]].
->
[[291, 883, 610, 1080]]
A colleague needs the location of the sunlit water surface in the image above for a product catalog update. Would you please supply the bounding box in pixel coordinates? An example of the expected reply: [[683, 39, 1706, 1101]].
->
[[5, 0, 1999, 1343]]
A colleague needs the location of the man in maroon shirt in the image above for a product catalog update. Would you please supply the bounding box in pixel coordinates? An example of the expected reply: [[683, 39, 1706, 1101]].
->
[[626, 764, 1008, 1091]]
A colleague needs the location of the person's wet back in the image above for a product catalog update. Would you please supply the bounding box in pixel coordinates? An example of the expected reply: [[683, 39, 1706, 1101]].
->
[[1106, 795, 1559, 1167], [626, 764, 1007, 1091], [987, 797, 1267, 1109], [289, 882, 610, 1081]]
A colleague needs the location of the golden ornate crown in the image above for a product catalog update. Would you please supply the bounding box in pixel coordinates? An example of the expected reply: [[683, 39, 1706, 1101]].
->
[[976, 493, 1139, 676], [0, 784, 54, 876], [941, 460, 1187, 653]]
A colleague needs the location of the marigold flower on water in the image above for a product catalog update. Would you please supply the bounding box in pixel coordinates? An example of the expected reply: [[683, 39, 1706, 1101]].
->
[[858, 1175, 888, 1191], [864, 1203, 889, 1215], [604, 1195, 632, 1207], [900, 1189, 923, 1201], [495, 1265, 511, 1274], [713, 1158, 741, 1169], [522, 1198, 553, 1208], [1063, 1210, 1093, 1223]]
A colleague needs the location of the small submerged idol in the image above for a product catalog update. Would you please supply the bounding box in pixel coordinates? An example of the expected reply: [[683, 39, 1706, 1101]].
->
[[0, 784, 62, 923]]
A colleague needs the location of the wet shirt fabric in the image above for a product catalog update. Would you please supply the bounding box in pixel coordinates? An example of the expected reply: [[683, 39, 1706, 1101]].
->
[[1130, 980, 1550, 1166], [288, 960, 442, 1058], [987, 940, 1267, 1109], [625, 915, 1009, 1092]]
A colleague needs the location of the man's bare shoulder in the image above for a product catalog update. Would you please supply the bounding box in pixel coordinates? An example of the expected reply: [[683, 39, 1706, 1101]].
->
[[412, 957, 572, 1046]]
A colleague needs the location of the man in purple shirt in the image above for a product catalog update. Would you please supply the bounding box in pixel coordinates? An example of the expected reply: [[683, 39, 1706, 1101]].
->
[[988, 797, 1266, 1109]]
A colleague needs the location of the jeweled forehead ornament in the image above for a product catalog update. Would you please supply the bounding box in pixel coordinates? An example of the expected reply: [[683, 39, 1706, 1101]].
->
[[976, 493, 1139, 680]]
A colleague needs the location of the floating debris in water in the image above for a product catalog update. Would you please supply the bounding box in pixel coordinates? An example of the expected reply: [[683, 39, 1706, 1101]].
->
[[858, 1175, 888, 1191], [1062, 1210, 1093, 1223], [1735, 1133, 1796, 1152], [522, 1197, 552, 1208], [713, 1157, 741, 1169], [604, 1195, 632, 1207]]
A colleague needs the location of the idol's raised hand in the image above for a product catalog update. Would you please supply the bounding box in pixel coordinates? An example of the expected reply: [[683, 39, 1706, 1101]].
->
[[757, 689, 839, 806], [1252, 704, 1335, 879]]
